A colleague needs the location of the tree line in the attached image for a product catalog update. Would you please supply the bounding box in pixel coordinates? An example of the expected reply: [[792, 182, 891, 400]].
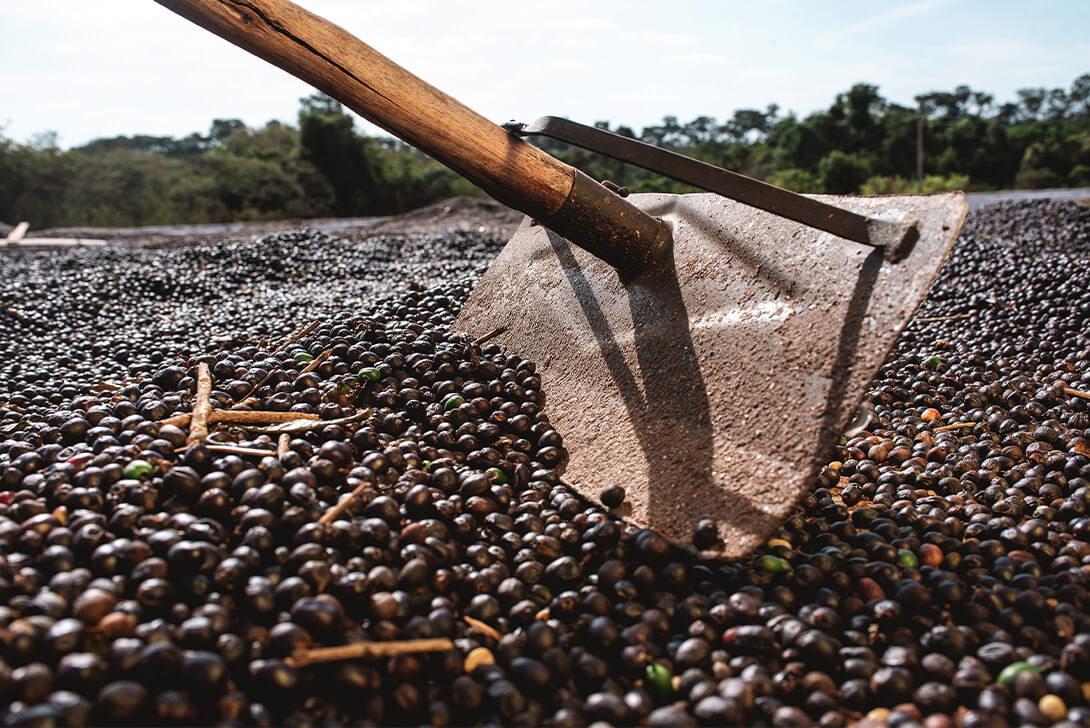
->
[[1, 75, 1088, 228], [0, 95, 479, 228]]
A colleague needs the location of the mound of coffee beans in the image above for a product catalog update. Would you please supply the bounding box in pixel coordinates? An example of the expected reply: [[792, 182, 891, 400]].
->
[[0, 199, 1087, 726], [0, 229, 502, 409]]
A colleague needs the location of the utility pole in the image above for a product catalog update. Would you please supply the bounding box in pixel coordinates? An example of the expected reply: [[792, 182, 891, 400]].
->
[[916, 98, 925, 194]]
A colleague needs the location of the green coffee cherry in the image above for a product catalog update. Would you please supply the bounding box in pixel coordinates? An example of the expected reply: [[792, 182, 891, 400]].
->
[[757, 555, 789, 573], [358, 367, 381, 382], [123, 459, 154, 479], [645, 663, 673, 695]]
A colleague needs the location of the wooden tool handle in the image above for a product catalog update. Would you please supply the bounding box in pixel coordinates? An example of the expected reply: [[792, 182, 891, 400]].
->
[[155, 0, 669, 273]]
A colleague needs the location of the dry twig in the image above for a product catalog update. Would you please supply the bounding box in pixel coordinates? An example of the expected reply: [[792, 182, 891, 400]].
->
[[271, 320, 321, 355], [463, 616, 502, 642], [300, 349, 332, 374], [933, 422, 976, 432], [174, 444, 278, 457], [1064, 386, 1090, 401], [159, 410, 320, 428], [239, 410, 368, 434], [187, 363, 213, 446], [473, 326, 507, 346], [318, 479, 374, 525], [288, 638, 454, 667], [239, 372, 274, 401]]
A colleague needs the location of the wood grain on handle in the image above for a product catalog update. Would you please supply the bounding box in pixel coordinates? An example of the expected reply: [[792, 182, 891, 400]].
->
[[154, 0, 574, 216], [155, 0, 671, 273]]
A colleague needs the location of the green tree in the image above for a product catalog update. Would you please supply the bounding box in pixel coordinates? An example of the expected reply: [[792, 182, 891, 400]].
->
[[722, 109, 769, 143], [766, 115, 827, 170], [1045, 89, 1070, 120], [210, 119, 246, 144], [640, 116, 686, 148], [766, 168, 820, 193], [298, 93, 387, 215], [0, 134, 78, 226], [841, 83, 885, 147], [818, 151, 871, 194], [204, 121, 334, 220], [1017, 88, 1047, 121], [1015, 130, 1090, 188], [1071, 74, 1090, 116]]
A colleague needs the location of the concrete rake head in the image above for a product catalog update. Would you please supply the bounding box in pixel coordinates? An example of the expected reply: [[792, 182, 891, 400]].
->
[[454, 191, 965, 558]]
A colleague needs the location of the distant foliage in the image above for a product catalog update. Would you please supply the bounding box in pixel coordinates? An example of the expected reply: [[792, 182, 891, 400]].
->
[[818, 151, 872, 194], [0, 95, 471, 228], [1, 75, 1089, 227], [537, 73, 1090, 198], [861, 174, 970, 196], [765, 168, 818, 193]]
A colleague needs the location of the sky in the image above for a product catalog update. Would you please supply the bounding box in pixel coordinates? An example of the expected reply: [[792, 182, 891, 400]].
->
[[1, 1, 1088, 149]]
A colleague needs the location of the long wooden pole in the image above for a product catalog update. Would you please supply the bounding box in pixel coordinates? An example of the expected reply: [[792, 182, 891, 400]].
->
[[153, 0, 668, 273]]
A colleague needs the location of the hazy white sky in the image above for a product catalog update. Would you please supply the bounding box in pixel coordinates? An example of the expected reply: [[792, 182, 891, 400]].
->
[[2, 1, 1087, 148]]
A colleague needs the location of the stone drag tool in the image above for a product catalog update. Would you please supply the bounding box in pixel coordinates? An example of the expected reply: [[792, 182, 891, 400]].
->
[[157, 0, 967, 557]]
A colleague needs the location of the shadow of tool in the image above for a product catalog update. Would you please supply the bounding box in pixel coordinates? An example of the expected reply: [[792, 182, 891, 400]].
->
[[653, 197, 798, 296], [817, 246, 884, 455], [546, 230, 781, 539]]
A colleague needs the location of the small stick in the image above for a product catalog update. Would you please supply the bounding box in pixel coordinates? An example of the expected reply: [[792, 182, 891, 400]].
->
[[159, 410, 321, 427], [318, 479, 374, 525], [239, 373, 275, 401], [215, 411, 321, 423], [187, 363, 213, 446], [240, 409, 369, 434], [277, 433, 290, 459], [473, 326, 507, 346], [174, 444, 278, 457], [933, 422, 976, 432], [300, 349, 332, 374], [1064, 387, 1090, 401], [271, 320, 321, 355], [463, 616, 502, 642], [160, 413, 191, 427], [240, 365, 288, 401], [288, 638, 454, 667]]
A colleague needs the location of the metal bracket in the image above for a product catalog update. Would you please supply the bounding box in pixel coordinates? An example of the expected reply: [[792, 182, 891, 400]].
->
[[509, 116, 918, 261]]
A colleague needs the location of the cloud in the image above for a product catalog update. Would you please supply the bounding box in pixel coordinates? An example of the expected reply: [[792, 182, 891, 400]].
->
[[668, 51, 733, 67], [619, 31, 697, 47], [935, 37, 1090, 81], [822, 0, 961, 43]]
